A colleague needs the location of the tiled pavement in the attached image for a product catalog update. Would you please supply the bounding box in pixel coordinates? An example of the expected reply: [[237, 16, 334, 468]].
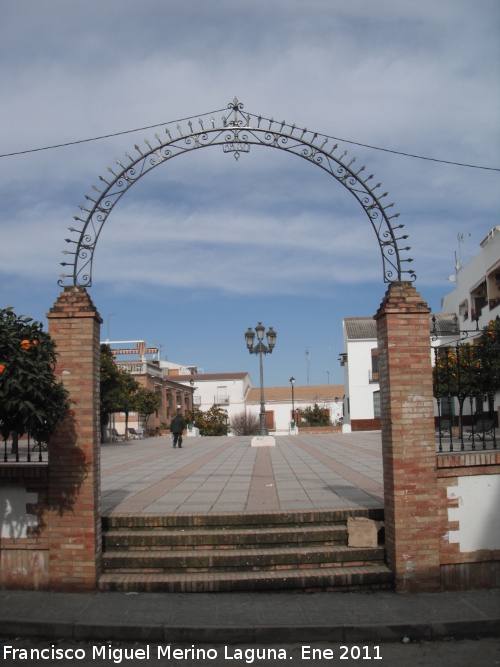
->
[[101, 432, 383, 515]]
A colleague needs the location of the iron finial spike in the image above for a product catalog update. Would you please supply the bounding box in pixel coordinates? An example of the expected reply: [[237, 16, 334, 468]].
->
[[373, 182, 381, 189], [144, 138, 152, 149], [321, 137, 329, 148], [91, 184, 102, 192], [125, 151, 133, 161], [348, 157, 356, 167], [115, 159, 123, 167], [257, 116, 262, 128], [268, 117, 274, 129], [329, 143, 338, 154], [107, 167, 116, 176], [155, 133, 161, 143], [280, 120, 286, 131], [364, 174, 374, 182], [301, 127, 307, 139], [134, 144, 142, 155], [198, 118, 204, 130], [165, 128, 172, 139], [356, 166, 365, 175], [290, 123, 296, 134], [177, 123, 183, 136], [188, 120, 193, 133], [99, 175, 109, 184], [340, 150, 347, 159], [233, 96, 238, 105], [210, 116, 215, 128]]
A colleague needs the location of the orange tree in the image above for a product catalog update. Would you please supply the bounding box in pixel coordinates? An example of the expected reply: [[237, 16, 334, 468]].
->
[[433, 319, 500, 434], [184, 404, 228, 436], [0, 307, 69, 456]]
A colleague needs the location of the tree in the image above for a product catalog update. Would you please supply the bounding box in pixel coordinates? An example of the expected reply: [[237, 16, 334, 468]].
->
[[299, 403, 331, 427], [100, 344, 140, 440], [0, 307, 69, 455], [133, 386, 160, 432], [230, 410, 259, 435], [432, 318, 500, 435], [184, 404, 229, 436]]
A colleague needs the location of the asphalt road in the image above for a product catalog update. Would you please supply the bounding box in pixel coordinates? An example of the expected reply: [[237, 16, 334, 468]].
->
[[1, 638, 499, 667]]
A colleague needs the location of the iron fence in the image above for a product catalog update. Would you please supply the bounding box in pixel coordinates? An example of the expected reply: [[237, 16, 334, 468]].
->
[[433, 322, 500, 452], [2, 435, 46, 463]]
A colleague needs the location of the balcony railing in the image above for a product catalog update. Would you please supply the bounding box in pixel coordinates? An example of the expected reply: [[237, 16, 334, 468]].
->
[[368, 370, 379, 383], [193, 396, 202, 406], [116, 361, 162, 377], [214, 395, 230, 405]]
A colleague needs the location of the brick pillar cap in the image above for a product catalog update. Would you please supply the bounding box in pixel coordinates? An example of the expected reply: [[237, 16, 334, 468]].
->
[[375, 281, 430, 320]]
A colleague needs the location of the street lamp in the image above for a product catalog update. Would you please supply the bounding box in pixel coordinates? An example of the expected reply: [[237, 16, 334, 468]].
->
[[289, 377, 296, 428], [245, 323, 277, 436]]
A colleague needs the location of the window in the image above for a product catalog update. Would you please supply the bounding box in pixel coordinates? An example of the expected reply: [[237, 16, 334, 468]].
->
[[369, 348, 379, 382], [373, 391, 381, 419], [459, 300, 469, 321]]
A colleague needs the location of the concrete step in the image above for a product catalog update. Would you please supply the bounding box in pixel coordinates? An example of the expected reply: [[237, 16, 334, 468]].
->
[[103, 525, 348, 550], [103, 544, 386, 573], [102, 508, 384, 531], [98, 564, 393, 593]]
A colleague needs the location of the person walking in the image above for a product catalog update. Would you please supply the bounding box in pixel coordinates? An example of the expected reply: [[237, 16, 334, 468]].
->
[[170, 411, 186, 448]]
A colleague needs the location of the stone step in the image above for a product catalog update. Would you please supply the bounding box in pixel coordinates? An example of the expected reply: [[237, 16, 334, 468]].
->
[[103, 544, 386, 573], [102, 508, 384, 531], [98, 564, 393, 593], [103, 525, 348, 550]]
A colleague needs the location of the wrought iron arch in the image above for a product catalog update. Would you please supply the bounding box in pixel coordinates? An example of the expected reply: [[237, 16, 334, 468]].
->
[[59, 98, 415, 287]]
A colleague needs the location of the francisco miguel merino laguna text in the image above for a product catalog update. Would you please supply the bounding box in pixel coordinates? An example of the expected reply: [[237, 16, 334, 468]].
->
[[3, 645, 290, 663]]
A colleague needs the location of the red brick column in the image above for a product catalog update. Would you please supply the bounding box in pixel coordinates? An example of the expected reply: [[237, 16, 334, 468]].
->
[[46, 287, 102, 591], [375, 281, 442, 593]]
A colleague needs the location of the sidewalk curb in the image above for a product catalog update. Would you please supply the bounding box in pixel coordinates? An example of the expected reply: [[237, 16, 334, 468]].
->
[[1, 618, 499, 643]]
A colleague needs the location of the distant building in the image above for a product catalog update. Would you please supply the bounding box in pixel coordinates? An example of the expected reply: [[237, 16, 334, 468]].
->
[[171, 372, 252, 422], [102, 340, 194, 436], [441, 226, 500, 329], [245, 385, 343, 436], [340, 314, 459, 432]]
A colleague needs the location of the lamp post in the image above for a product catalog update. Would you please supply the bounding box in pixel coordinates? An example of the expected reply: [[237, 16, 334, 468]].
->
[[289, 376, 296, 428], [245, 323, 277, 436]]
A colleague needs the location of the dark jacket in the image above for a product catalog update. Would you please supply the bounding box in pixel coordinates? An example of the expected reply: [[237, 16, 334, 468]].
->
[[170, 416, 186, 434]]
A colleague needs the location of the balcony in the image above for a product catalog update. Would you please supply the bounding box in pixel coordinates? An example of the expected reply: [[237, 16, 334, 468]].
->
[[116, 361, 162, 377], [368, 370, 379, 383], [193, 396, 202, 406], [214, 395, 230, 405]]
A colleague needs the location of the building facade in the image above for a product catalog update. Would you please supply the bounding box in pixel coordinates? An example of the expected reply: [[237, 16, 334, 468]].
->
[[170, 372, 252, 422], [441, 226, 500, 329], [341, 315, 460, 432], [245, 385, 344, 435]]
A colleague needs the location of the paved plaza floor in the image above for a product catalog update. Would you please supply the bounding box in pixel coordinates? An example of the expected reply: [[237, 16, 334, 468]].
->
[[101, 432, 384, 515]]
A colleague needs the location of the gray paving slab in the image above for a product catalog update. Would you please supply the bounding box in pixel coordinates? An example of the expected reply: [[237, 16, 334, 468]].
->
[[101, 433, 385, 514], [0, 589, 498, 643]]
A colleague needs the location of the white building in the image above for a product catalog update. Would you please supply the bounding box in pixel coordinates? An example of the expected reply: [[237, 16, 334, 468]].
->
[[245, 385, 344, 436], [170, 372, 252, 422], [341, 314, 459, 432], [441, 226, 500, 330]]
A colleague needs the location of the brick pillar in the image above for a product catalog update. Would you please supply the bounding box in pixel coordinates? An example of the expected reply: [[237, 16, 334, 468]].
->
[[375, 281, 441, 593], [46, 287, 102, 591]]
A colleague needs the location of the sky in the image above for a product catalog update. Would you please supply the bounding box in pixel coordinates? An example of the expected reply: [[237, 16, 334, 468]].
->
[[0, 0, 499, 388]]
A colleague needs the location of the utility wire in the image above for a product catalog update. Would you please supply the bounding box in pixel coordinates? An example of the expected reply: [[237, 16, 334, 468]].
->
[[0, 108, 498, 172], [0, 108, 227, 159]]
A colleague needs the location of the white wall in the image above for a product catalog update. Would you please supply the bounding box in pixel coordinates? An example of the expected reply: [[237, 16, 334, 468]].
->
[[447, 475, 500, 551], [176, 376, 252, 421], [342, 333, 379, 430], [246, 399, 343, 435]]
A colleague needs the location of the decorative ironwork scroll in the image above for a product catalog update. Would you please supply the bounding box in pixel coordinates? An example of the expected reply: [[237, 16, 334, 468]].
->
[[59, 98, 415, 287]]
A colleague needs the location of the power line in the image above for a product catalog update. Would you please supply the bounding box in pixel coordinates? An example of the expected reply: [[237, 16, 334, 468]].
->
[[0, 108, 498, 172], [0, 108, 227, 159]]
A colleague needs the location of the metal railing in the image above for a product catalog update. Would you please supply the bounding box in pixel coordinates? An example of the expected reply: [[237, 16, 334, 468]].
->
[[116, 361, 162, 377], [214, 395, 230, 405], [368, 370, 379, 383], [434, 335, 499, 453], [2, 436, 47, 463]]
